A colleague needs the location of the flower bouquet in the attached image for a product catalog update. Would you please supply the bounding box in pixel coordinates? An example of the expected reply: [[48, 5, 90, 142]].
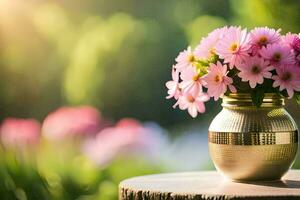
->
[[165, 26, 300, 181], [166, 26, 300, 117]]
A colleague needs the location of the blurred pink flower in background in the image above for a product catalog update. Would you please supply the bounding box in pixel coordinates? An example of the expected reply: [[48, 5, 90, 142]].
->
[[42, 106, 104, 140], [82, 118, 164, 166], [0, 118, 41, 148]]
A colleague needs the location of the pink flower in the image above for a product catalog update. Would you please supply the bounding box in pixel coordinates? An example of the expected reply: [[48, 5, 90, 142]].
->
[[216, 26, 251, 68], [281, 34, 300, 66], [42, 106, 102, 140], [166, 66, 181, 99], [272, 65, 300, 98], [281, 33, 299, 49], [260, 43, 295, 67], [297, 54, 300, 65], [0, 118, 41, 148], [203, 61, 236, 100], [237, 56, 273, 88], [180, 67, 204, 96], [175, 46, 196, 72], [116, 118, 142, 129], [292, 36, 300, 65], [292, 36, 300, 52], [249, 27, 281, 55], [173, 93, 209, 118], [82, 118, 159, 166], [194, 27, 226, 59]]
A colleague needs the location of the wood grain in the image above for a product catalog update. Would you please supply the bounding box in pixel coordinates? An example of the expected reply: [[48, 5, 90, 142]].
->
[[119, 170, 300, 200]]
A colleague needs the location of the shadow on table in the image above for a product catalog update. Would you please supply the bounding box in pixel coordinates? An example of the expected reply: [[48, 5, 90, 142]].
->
[[245, 180, 300, 189]]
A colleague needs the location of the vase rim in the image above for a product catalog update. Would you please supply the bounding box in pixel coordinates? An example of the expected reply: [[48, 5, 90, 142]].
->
[[222, 93, 284, 108]]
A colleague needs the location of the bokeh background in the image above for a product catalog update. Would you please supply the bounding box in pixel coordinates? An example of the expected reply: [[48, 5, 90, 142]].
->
[[1, 0, 300, 199]]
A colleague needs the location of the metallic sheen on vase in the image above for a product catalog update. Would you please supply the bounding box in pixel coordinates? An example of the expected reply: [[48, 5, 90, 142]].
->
[[208, 93, 298, 181]]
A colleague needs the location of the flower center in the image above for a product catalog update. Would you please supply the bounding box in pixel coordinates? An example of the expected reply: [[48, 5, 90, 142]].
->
[[273, 52, 282, 62], [188, 54, 195, 63], [214, 75, 222, 82], [229, 43, 238, 52], [282, 72, 292, 81], [187, 95, 195, 102], [192, 74, 200, 81], [251, 65, 261, 74], [258, 36, 268, 46], [209, 48, 216, 55]]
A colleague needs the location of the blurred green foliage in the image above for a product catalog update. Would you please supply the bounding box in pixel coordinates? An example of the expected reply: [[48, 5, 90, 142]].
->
[[0, 141, 161, 200], [0, 0, 297, 128], [231, 0, 300, 32], [0, 0, 300, 127], [0, 0, 232, 126]]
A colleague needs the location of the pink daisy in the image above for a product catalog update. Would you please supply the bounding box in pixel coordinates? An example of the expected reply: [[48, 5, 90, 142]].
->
[[281, 33, 300, 66], [194, 27, 227, 59], [272, 65, 300, 98], [281, 33, 299, 49], [292, 37, 300, 66], [292, 36, 300, 66], [180, 67, 205, 96], [237, 56, 273, 88], [292, 36, 300, 52], [216, 26, 251, 68], [175, 46, 196, 72], [166, 66, 181, 99], [260, 43, 295, 67], [249, 27, 281, 55], [203, 61, 236, 100], [173, 92, 209, 118]]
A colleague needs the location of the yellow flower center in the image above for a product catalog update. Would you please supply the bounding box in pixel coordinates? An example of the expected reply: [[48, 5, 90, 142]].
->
[[209, 48, 216, 55], [258, 36, 268, 46], [193, 74, 200, 81], [187, 95, 195, 102], [188, 54, 195, 63], [229, 43, 238, 52], [214, 75, 222, 82]]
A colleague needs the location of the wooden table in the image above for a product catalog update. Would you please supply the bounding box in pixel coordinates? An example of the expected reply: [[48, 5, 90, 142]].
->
[[119, 170, 300, 200]]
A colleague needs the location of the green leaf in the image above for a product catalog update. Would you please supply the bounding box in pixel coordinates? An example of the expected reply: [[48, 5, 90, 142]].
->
[[209, 54, 219, 64], [233, 76, 250, 92], [294, 92, 300, 105], [251, 88, 265, 107]]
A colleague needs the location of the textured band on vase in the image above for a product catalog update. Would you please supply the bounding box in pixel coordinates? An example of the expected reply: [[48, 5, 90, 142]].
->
[[208, 131, 298, 145]]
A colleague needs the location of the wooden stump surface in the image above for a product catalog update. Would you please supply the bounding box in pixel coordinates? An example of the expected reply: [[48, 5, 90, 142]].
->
[[119, 170, 300, 200]]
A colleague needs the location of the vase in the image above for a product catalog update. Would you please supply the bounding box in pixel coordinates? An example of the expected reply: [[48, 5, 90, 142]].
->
[[208, 93, 298, 181]]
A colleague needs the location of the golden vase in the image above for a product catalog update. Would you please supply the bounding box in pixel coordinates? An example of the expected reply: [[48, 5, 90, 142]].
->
[[208, 93, 298, 181]]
